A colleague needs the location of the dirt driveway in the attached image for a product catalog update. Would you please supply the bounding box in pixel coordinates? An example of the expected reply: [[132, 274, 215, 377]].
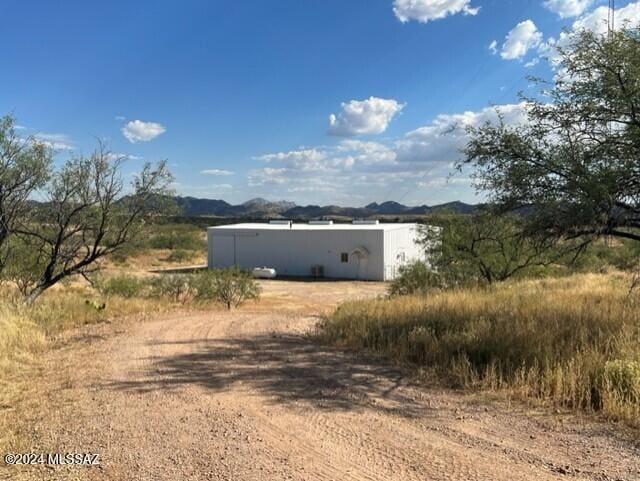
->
[[9, 280, 640, 481]]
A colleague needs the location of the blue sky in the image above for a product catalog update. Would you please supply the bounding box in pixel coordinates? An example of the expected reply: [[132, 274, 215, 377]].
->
[[1, 0, 635, 206]]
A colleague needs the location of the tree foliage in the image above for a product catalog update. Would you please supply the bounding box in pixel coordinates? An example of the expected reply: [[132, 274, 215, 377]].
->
[[389, 260, 443, 296], [421, 211, 564, 286], [0, 115, 173, 303], [19, 145, 172, 303], [0, 116, 51, 272], [192, 268, 261, 309], [463, 27, 640, 243]]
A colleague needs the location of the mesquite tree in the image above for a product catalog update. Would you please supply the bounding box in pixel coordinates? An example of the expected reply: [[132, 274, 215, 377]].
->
[[420, 210, 567, 286], [462, 27, 640, 243], [0, 115, 173, 303], [17, 145, 172, 303], [0, 116, 51, 272]]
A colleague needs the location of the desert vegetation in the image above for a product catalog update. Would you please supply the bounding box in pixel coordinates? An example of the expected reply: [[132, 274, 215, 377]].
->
[[322, 272, 640, 426], [0, 267, 260, 451], [109, 221, 206, 265], [97, 269, 261, 308], [322, 26, 640, 427], [0, 120, 258, 451]]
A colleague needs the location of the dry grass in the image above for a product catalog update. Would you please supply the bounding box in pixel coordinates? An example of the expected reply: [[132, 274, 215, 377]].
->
[[321, 272, 640, 427]]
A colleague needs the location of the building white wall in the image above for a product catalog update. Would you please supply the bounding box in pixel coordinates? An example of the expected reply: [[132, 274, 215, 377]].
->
[[207, 223, 426, 281], [382, 225, 427, 280], [208, 227, 385, 280]]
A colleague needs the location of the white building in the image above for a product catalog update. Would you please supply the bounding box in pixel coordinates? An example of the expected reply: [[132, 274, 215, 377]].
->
[[207, 221, 426, 281]]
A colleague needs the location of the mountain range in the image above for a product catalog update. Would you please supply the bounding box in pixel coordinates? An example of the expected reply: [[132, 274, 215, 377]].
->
[[175, 196, 477, 219]]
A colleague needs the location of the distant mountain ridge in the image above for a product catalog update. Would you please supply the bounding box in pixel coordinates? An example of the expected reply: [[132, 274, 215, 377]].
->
[[175, 196, 477, 219]]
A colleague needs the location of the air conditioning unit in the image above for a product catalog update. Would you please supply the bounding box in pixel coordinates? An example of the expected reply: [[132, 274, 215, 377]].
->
[[311, 264, 325, 278]]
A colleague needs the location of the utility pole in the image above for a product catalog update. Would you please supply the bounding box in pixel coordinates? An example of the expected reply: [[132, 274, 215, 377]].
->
[[608, 0, 615, 38]]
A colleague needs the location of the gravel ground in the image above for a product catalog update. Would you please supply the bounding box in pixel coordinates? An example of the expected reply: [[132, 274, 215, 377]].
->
[[4, 280, 639, 481]]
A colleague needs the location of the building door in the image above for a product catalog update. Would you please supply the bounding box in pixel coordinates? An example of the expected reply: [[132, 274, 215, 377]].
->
[[351, 246, 370, 280]]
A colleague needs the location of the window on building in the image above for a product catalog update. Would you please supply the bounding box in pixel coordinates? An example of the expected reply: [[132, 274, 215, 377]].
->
[[340, 252, 349, 263]]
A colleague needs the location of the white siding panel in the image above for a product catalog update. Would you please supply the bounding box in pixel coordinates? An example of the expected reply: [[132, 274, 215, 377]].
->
[[383, 225, 426, 280]]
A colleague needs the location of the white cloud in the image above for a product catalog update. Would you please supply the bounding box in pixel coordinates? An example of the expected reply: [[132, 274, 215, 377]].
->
[[393, 0, 480, 23], [106, 152, 143, 162], [418, 177, 472, 188], [395, 103, 529, 163], [247, 103, 527, 204], [524, 58, 540, 68], [255, 148, 331, 171], [543, 0, 592, 19], [489, 40, 498, 54], [540, 2, 640, 69], [121, 120, 166, 143], [500, 20, 543, 60], [328, 97, 405, 136], [573, 2, 640, 34], [33, 133, 74, 151], [200, 169, 234, 176]]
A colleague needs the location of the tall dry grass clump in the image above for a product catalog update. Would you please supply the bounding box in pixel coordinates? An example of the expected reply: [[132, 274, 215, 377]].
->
[[0, 305, 46, 386], [0, 301, 47, 452], [321, 272, 640, 426]]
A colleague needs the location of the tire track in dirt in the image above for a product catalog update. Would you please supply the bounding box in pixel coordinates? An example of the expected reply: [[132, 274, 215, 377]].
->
[[14, 281, 640, 481]]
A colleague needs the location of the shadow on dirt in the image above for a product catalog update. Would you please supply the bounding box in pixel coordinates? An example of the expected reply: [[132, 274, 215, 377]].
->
[[103, 333, 431, 417]]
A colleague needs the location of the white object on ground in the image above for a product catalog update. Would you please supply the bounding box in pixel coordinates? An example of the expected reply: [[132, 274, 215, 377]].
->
[[252, 267, 277, 279]]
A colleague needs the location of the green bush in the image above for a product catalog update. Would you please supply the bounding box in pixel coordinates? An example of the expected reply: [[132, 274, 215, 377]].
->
[[148, 274, 193, 303], [192, 268, 260, 309], [571, 240, 640, 272], [146, 225, 204, 251], [97, 275, 146, 298], [105, 222, 206, 262], [389, 261, 443, 296], [95, 269, 261, 309]]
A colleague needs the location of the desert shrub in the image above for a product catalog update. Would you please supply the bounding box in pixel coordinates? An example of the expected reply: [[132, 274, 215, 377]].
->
[[97, 275, 147, 298], [109, 245, 137, 264], [570, 239, 640, 272], [149, 274, 194, 303], [105, 222, 205, 262], [389, 261, 443, 296], [192, 268, 260, 309], [321, 272, 640, 426], [146, 224, 204, 251], [164, 249, 195, 263]]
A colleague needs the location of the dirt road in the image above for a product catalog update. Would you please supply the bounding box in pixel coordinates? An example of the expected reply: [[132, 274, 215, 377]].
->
[[11, 281, 640, 481]]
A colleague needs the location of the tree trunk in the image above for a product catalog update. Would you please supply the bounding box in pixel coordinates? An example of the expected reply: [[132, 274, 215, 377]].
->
[[25, 284, 47, 305]]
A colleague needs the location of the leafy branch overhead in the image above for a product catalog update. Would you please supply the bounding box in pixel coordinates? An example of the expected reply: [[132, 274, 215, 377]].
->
[[462, 27, 640, 243]]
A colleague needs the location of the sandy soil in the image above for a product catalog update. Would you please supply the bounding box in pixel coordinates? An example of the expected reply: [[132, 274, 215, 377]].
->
[[6, 280, 639, 481]]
